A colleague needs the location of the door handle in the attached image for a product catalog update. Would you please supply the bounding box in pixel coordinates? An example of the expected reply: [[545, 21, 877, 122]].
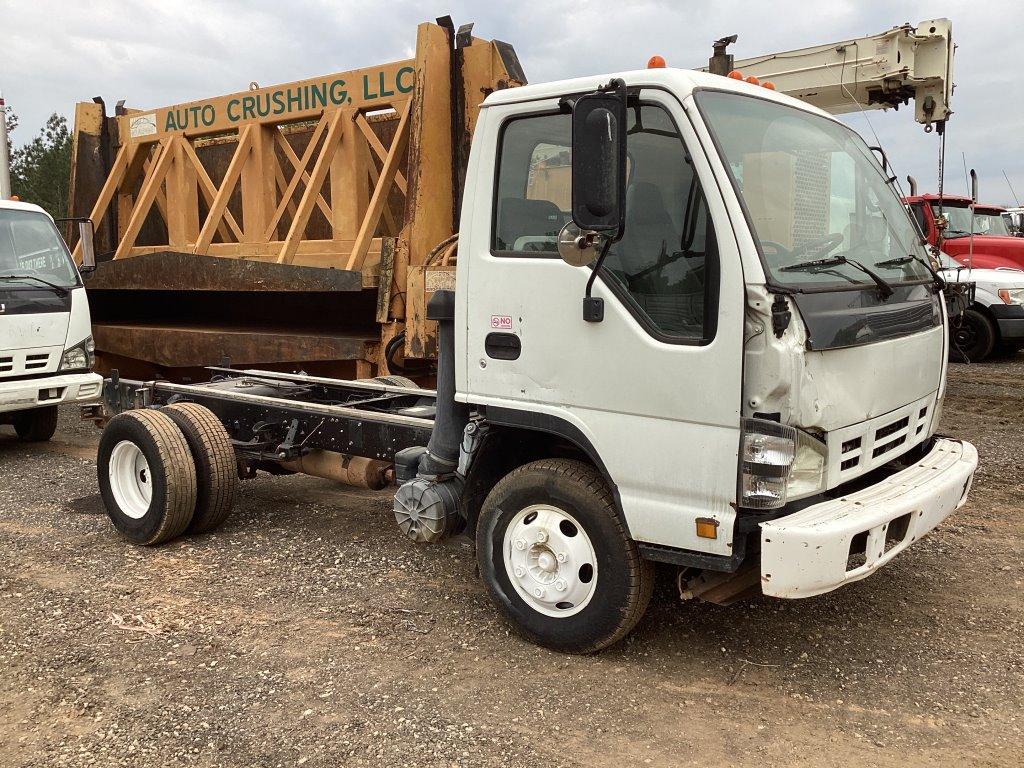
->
[[485, 332, 521, 360]]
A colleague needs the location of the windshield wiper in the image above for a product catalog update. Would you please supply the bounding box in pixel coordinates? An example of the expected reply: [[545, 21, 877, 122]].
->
[[0, 274, 70, 296], [781, 255, 894, 299], [875, 255, 946, 290]]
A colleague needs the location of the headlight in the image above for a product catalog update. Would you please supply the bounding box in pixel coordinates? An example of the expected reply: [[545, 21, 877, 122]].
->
[[997, 288, 1024, 305], [60, 336, 95, 371], [739, 418, 828, 510]]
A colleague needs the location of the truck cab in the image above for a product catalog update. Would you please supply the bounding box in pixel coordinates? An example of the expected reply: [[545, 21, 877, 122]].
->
[[0, 199, 101, 441], [451, 68, 975, 647]]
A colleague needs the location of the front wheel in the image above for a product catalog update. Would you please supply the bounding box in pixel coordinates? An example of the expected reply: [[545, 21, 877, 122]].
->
[[12, 405, 58, 442], [476, 459, 654, 654], [950, 308, 996, 363]]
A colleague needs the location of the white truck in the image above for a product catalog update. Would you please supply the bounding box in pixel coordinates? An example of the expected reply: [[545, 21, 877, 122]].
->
[[0, 199, 102, 440], [93, 65, 978, 653], [0, 100, 102, 441]]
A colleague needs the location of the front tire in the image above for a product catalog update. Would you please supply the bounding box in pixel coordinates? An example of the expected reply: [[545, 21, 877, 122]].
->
[[97, 409, 197, 545], [950, 308, 996, 362], [476, 459, 654, 654], [12, 405, 58, 442]]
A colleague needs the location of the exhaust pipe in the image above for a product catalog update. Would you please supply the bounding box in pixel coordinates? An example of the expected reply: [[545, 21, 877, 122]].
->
[[907, 175, 918, 196]]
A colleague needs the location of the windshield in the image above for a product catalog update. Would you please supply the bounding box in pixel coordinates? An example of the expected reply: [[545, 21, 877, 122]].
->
[[696, 91, 932, 290], [0, 209, 80, 289], [942, 204, 1011, 238]]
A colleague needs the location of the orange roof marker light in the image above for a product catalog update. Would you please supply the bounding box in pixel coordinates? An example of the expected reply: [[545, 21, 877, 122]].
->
[[727, 70, 744, 80], [763, 81, 777, 90], [745, 75, 760, 86], [647, 55, 666, 69]]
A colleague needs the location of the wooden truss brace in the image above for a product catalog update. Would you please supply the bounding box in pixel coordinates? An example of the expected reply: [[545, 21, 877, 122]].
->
[[345, 100, 412, 271]]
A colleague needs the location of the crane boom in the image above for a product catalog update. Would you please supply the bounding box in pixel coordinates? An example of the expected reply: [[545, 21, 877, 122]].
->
[[704, 19, 954, 130]]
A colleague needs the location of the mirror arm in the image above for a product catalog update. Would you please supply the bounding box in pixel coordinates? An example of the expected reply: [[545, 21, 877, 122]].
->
[[583, 237, 614, 323]]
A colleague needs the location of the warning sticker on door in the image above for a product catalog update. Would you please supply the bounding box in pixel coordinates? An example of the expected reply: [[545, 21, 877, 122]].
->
[[490, 315, 513, 330]]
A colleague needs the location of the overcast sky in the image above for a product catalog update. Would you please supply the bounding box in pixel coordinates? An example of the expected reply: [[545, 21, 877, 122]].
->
[[2, 0, 1021, 205]]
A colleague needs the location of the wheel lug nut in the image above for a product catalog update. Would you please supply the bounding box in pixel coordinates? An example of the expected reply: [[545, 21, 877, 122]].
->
[[536, 531, 548, 543], [555, 580, 567, 592], [533, 587, 545, 598], [556, 552, 567, 563], [514, 539, 527, 551], [514, 566, 525, 578]]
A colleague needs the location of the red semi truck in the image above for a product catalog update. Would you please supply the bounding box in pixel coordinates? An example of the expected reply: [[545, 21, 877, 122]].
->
[[905, 194, 1024, 270]]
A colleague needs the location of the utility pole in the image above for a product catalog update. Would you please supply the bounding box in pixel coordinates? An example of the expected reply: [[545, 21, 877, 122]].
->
[[0, 93, 11, 199]]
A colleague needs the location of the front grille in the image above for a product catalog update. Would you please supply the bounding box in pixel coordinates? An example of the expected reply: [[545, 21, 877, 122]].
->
[[25, 353, 50, 370], [829, 395, 934, 484], [875, 416, 909, 441], [0, 356, 12, 373]]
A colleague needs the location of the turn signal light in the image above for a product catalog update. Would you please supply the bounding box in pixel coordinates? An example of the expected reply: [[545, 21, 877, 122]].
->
[[695, 518, 720, 539], [647, 55, 666, 69]]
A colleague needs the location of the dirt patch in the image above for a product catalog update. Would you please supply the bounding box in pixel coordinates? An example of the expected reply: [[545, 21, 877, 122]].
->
[[0, 358, 1022, 767]]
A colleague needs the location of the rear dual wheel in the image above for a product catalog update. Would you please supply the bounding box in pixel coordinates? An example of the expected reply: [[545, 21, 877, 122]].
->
[[97, 404, 237, 545]]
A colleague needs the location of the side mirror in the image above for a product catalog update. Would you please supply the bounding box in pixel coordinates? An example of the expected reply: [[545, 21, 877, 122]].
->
[[571, 82, 627, 236], [970, 168, 978, 204], [78, 220, 96, 273]]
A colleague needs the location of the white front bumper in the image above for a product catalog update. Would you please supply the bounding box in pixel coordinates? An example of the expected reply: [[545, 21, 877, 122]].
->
[[760, 438, 977, 598], [0, 372, 103, 414]]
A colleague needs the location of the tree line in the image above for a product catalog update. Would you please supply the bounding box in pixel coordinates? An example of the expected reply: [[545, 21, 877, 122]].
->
[[3, 104, 72, 220]]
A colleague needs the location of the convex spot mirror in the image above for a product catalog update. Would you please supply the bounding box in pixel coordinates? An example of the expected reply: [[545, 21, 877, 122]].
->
[[557, 221, 601, 267], [571, 86, 627, 236]]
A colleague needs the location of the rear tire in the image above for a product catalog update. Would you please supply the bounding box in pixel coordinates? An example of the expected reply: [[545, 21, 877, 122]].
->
[[950, 308, 996, 363], [97, 409, 197, 545], [12, 405, 58, 442], [163, 402, 238, 533], [476, 459, 654, 654]]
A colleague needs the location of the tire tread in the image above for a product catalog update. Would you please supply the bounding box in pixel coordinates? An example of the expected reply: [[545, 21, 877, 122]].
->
[[163, 403, 238, 533]]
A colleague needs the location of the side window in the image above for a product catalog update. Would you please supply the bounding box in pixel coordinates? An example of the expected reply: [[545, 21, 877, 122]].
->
[[604, 104, 718, 341], [493, 113, 571, 253], [492, 104, 718, 342]]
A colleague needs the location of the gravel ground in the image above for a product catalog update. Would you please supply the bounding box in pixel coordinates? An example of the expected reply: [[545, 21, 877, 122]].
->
[[1, 359, 1022, 767]]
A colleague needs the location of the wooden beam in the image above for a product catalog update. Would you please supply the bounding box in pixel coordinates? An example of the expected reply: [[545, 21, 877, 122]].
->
[[345, 100, 411, 270], [277, 109, 346, 264], [72, 143, 128, 262], [275, 129, 333, 223], [264, 114, 329, 239], [361, 138, 397, 235], [194, 125, 254, 254], [179, 139, 243, 242], [113, 139, 176, 260], [355, 113, 408, 195]]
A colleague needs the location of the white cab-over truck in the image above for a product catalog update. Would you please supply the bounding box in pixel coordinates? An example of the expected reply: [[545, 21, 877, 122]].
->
[[94, 67, 977, 653], [1, 95, 101, 439]]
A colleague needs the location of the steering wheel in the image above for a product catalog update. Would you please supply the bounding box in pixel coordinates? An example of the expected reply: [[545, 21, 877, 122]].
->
[[760, 240, 791, 258], [790, 232, 845, 259]]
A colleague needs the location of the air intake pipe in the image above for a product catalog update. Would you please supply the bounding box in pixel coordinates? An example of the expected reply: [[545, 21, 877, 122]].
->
[[392, 289, 468, 543], [418, 289, 469, 477]]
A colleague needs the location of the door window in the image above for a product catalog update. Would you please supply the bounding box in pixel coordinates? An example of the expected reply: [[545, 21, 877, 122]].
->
[[493, 104, 718, 342]]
